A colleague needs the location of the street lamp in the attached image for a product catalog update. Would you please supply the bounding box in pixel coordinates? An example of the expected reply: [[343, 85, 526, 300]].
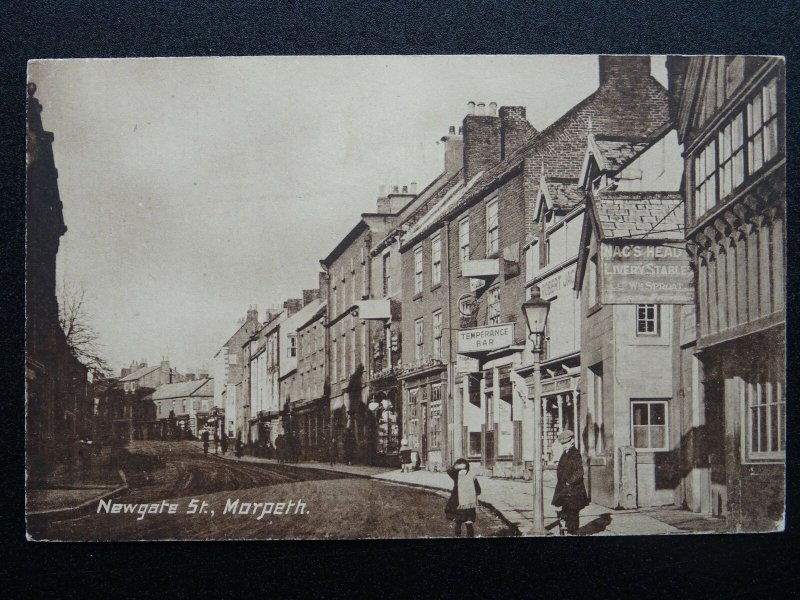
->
[[522, 285, 551, 535]]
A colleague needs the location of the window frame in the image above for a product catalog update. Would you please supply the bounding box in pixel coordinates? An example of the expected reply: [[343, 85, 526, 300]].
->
[[288, 334, 297, 358], [432, 310, 443, 359], [414, 246, 423, 295], [486, 198, 499, 256], [486, 286, 501, 325], [743, 361, 785, 462], [382, 252, 391, 297], [635, 304, 660, 336], [414, 318, 424, 361], [630, 399, 670, 452], [431, 234, 442, 287], [459, 217, 470, 265]]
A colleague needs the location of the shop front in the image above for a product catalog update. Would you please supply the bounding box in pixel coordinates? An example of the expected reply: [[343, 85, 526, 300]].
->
[[368, 369, 402, 467], [539, 363, 581, 465], [399, 361, 447, 472]]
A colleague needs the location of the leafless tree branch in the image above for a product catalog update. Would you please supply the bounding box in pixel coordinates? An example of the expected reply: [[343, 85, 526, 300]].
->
[[58, 281, 111, 376]]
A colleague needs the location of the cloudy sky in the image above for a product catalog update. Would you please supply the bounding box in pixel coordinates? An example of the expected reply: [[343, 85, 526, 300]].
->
[[28, 55, 666, 375]]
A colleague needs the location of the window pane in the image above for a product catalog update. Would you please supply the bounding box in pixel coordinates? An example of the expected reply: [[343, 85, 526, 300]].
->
[[633, 425, 649, 448], [763, 79, 777, 119], [779, 403, 786, 451], [650, 425, 666, 449], [764, 119, 778, 162], [758, 404, 768, 453], [633, 404, 648, 425], [651, 403, 666, 425], [769, 404, 779, 452], [750, 406, 759, 453], [750, 94, 763, 132]]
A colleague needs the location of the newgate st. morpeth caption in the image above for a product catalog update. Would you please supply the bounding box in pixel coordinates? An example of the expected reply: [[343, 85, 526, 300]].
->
[[26, 55, 785, 540]]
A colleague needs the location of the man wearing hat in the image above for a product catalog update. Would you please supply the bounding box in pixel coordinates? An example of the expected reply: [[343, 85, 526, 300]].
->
[[551, 429, 589, 535]]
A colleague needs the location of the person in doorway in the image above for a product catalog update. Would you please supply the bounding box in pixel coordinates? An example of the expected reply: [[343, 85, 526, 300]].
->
[[551, 429, 589, 535], [445, 458, 481, 538]]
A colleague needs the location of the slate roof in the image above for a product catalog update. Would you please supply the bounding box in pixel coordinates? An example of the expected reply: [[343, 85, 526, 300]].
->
[[119, 365, 160, 382], [151, 378, 214, 400], [593, 137, 652, 172], [543, 178, 585, 211], [593, 191, 684, 240]]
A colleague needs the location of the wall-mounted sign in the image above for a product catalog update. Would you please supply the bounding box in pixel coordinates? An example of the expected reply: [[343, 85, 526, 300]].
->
[[458, 323, 515, 354], [456, 354, 480, 374], [539, 264, 577, 300], [600, 241, 694, 304]]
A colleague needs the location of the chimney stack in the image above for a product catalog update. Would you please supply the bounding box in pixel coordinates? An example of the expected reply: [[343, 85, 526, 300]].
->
[[440, 124, 464, 175], [462, 101, 502, 181], [499, 106, 536, 159], [598, 55, 652, 87], [247, 305, 259, 323], [283, 298, 304, 316], [303, 288, 321, 306]]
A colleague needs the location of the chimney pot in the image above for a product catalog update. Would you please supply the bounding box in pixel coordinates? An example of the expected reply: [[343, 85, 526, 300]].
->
[[467, 101, 476, 115], [410, 182, 418, 194], [477, 102, 486, 116], [489, 102, 498, 116], [458, 126, 463, 134], [392, 185, 399, 193], [449, 125, 456, 134], [402, 185, 408, 193]]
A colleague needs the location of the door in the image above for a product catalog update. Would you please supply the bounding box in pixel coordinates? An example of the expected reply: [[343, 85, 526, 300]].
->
[[704, 374, 727, 517], [421, 401, 428, 463]]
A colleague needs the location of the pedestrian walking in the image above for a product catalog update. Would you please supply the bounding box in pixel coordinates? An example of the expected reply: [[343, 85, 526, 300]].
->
[[445, 458, 481, 538], [234, 436, 244, 460], [399, 438, 412, 473], [220, 431, 228, 455], [201, 429, 210, 457], [551, 429, 588, 535], [275, 434, 284, 464], [214, 432, 219, 455], [328, 435, 337, 466]]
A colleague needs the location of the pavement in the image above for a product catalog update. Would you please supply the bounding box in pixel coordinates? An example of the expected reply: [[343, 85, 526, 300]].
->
[[204, 447, 727, 536]]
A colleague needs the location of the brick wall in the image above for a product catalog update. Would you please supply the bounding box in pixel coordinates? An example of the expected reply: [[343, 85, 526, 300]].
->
[[463, 115, 501, 182]]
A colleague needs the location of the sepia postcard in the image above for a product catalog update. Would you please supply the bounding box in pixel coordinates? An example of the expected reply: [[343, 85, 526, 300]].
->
[[25, 54, 786, 541]]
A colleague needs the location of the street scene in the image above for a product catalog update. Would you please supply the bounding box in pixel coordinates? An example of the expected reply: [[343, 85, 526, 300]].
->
[[26, 55, 785, 540]]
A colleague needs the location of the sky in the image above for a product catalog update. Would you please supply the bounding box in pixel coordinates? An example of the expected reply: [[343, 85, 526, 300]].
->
[[28, 55, 667, 376]]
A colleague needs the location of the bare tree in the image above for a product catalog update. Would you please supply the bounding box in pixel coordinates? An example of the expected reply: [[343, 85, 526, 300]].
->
[[58, 281, 111, 375]]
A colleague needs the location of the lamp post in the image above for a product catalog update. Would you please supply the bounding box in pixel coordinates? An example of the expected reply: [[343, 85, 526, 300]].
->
[[522, 285, 551, 535]]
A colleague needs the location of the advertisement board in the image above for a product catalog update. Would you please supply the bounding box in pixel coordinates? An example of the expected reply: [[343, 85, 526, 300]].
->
[[600, 241, 694, 304], [458, 323, 515, 353]]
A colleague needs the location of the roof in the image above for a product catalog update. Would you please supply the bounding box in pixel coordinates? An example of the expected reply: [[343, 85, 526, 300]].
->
[[400, 169, 484, 250], [593, 136, 653, 172], [436, 72, 670, 225], [593, 191, 684, 241], [534, 177, 585, 220], [119, 364, 160, 382], [151, 378, 214, 400]]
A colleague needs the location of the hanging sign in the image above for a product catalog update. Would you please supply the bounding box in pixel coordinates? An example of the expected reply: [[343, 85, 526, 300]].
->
[[458, 323, 515, 353]]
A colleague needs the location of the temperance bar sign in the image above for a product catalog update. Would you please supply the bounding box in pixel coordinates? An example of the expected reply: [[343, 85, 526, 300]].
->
[[458, 323, 515, 353], [601, 241, 694, 304]]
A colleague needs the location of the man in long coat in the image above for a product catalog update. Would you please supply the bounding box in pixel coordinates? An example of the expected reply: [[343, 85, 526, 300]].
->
[[551, 429, 589, 535]]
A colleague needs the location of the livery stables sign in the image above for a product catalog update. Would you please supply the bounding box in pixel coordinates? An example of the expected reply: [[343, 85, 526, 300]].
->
[[458, 323, 515, 354], [601, 241, 694, 304]]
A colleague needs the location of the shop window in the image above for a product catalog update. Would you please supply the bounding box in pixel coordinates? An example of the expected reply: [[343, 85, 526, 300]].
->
[[469, 432, 482, 457], [414, 246, 423, 295], [459, 217, 470, 264], [288, 335, 297, 358], [487, 287, 501, 325], [431, 234, 442, 286], [745, 362, 785, 460], [486, 198, 499, 255], [631, 400, 669, 451], [636, 304, 659, 335]]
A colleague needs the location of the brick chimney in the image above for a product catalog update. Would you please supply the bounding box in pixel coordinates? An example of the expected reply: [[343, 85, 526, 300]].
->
[[377, 185, 415, 214], [598, 55, 652, 87], [246, 305, 259, 323], [303, 288, 321, 306], [462, 101, 501, 182], [499, 106, 536, 159], [283, 298, 304, 316], [440, 125, 464, 174]]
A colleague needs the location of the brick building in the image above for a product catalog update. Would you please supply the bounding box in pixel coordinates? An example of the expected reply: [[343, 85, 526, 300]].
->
[[395, 56, 672, 477], [293, 289, 328, 459], [667, 56, 785, 531], [152, 378, 215, 437], [213, 307, 260, 438]]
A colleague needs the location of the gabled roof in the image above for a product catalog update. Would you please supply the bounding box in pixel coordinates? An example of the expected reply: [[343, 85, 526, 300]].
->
[[593, 190, 684, 241], [533, 176, 584, 221], [119, 365, 160, 382], [151, 378, 214, 400]]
